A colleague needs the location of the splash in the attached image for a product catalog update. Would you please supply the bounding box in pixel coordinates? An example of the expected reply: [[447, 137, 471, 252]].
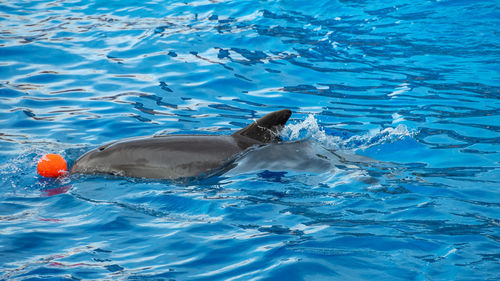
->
[[282, 114, 343, 149], [345, 124, 413, 151], [282, 114, 414, 151]]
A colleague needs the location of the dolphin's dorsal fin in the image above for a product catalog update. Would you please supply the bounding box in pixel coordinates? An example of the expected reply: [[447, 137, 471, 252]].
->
[[233, 109, 292, 143]]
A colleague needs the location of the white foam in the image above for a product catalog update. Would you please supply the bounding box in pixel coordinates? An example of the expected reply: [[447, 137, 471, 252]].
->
[[344, 124, 413, 151], [282, 114, 414, 152], [282, 114, 342, 149]]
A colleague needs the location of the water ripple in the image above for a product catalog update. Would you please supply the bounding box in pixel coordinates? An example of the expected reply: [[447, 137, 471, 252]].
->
[[1, 0, 499, 280]]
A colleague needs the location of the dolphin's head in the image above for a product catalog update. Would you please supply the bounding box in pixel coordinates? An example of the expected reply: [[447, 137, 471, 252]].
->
[[70, 146, 114, 175]]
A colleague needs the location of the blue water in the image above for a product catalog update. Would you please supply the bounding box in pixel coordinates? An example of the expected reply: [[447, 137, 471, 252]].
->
[[1, 0, 499, 280]]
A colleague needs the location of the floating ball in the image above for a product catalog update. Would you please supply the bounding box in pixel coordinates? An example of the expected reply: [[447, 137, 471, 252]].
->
[[37, 154, 68, 178]]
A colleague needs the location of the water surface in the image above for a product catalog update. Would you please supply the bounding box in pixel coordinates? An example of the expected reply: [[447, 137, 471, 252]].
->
[[1, 0, 499, 280]]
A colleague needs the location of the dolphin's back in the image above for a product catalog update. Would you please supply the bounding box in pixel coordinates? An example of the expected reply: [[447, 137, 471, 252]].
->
[[70, 109, 292, 179], [70, 135, 249, 179]]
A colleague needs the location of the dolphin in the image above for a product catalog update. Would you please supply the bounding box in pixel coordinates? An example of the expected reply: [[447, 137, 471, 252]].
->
[[70, 109, 292, 179]]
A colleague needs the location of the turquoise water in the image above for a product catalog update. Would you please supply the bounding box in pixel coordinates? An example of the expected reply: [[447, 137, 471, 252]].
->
[[1, 0, 499, 280]]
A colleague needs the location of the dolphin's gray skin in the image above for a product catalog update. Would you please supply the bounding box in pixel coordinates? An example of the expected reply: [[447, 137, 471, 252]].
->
[[70, 109, 292, 179]]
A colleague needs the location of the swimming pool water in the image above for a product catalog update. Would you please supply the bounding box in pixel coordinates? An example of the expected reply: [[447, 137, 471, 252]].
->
[[1, 0, 499, 280]]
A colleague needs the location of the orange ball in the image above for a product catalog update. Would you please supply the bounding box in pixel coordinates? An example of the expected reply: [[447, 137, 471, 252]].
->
[[37, 154, 68, 178]]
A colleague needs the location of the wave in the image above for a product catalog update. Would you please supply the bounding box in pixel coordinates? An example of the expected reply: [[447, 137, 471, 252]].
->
[[282, 114, 415, 151]]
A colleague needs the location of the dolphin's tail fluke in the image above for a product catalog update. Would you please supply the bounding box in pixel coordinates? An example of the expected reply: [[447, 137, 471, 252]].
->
[[233, 109, 292, 143]]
